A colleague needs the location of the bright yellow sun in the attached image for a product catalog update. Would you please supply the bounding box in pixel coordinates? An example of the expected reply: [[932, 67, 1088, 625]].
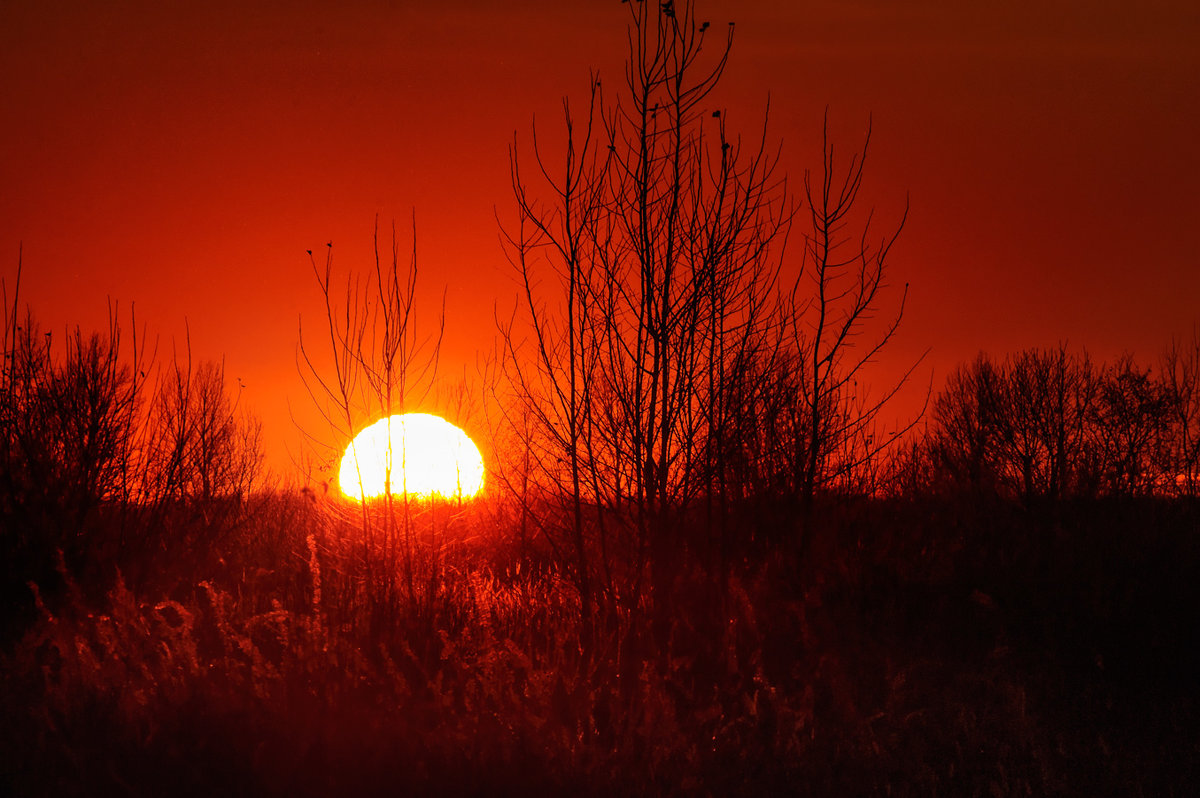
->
[[338, 413, 484, 501]]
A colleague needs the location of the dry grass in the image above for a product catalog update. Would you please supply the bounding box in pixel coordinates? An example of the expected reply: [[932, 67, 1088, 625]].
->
[[2, 493, 1196, 796]]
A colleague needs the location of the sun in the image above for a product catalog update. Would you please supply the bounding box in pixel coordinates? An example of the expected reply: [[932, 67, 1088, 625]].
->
[[338, 413, 485, 501]]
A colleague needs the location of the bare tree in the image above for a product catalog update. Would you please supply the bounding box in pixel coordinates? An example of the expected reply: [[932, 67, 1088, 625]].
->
[[1160, 328, 1200, 497], [927, 347, 1097, 505], [999, 347, 1096, 504], [787, 113, 920, 557], [143, 343, 263, 512], [499, 75, 611, 627], [1090, 354, 1168, 497], [297, 219, 445, 611], [1, 251, 157, 630], [500, 1, 791, 629], [930, 354, 1003, 496]]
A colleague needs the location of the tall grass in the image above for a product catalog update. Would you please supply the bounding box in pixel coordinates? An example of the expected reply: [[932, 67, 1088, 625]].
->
[[4, 490, 1197, 796]]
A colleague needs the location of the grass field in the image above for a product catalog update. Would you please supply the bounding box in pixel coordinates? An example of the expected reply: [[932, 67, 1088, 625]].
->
[[3, 491, 1196, 796]]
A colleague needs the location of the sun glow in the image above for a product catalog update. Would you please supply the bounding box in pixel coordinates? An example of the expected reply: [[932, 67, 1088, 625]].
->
[[338, 413, 485, 501]]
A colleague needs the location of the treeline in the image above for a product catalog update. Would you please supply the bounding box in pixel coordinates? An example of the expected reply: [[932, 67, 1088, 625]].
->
[[896, 341, 1200, 503], [0, 285, 266, 642]]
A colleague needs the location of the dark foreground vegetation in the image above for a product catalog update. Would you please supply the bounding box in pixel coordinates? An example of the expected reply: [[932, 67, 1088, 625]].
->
[[1, 489, 1198, 796], [5, 2, 1199, 794], [2, 298, 1199, 795]]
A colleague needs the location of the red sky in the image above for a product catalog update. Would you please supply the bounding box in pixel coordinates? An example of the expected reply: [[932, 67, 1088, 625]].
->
[[3, 0, 1198, 477]]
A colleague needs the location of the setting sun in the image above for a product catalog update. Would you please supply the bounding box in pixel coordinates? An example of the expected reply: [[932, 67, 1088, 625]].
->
[[338, 413, 484, 501]]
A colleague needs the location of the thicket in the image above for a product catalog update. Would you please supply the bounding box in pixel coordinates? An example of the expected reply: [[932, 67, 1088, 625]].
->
[[905, 344, 1200, 503], [0, 260, 267, 645]]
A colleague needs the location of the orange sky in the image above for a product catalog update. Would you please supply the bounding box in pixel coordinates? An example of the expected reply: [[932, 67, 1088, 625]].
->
[[3, 0, 1198, 477]]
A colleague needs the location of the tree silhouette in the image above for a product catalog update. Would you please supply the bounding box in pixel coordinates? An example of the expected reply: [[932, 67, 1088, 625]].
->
[[1089, 354, 1169, 497], [1160, 329, 1200, 497], [788, 113, 918, 537], [930, 353, 1003, 496], [297, 219, 446, 613], [500, 1, 792, 630], [498, 0, 922, 639]]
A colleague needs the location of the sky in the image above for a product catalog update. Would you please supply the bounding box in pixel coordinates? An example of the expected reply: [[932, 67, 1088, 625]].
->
[[3, 0, 1198, 477]]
